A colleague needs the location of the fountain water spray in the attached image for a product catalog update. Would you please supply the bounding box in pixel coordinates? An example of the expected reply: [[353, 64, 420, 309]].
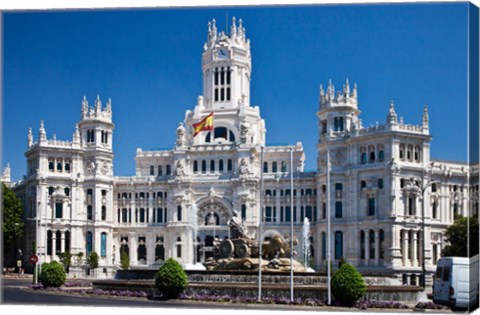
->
[[186, 202, 206, 270], [303, 217, 314, 272]]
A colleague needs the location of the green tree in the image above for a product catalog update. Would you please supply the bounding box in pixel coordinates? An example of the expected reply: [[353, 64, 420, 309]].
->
[[120, 251, 130, 270], [155, 258, 188, 298], [58, 252, 72, 273], [2, 183, 24, 267], [86, 251, 99, 277], [442, 215, 479, 258]]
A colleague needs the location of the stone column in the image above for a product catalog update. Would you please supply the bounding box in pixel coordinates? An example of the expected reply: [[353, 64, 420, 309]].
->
[[365, 230, 370, 265], [402, 229, 408, 267], [412, 231, 418, 267], [130, 232, 137, 266], [375, 230, 380, 266]]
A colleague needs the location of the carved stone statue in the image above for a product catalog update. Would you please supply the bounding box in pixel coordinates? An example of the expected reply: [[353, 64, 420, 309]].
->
[[176, 123, 186, 147], [175, 160, 185, 177], [228, 210, 250, 239]]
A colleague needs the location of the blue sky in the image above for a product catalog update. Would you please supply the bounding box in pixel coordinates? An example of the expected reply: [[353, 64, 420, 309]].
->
[[2, 3, 473, 181]]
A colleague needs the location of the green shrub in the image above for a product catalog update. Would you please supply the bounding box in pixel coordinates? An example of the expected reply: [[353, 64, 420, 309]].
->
[[331, 263, 366, 305], [40, 261, 66, 288], [154, 258, 188, 298]]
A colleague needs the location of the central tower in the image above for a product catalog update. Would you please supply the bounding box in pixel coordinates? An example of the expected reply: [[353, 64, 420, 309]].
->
[[202, 18, 251, 110]]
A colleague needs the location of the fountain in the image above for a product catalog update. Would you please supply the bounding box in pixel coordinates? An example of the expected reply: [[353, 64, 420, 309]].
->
[[203, 210, 307, 272], [185, 202, 206, 271], [302, 217, 315, 272]]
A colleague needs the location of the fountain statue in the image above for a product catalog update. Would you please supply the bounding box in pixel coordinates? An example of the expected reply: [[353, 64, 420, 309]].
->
[[203, 210, 307, 272]]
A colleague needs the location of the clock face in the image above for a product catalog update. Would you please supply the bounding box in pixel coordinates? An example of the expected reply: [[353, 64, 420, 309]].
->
[[218, 49, 228, 59]]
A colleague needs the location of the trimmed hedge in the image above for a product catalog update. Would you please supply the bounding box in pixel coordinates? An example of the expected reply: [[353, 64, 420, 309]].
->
[[40, 261, 66, 288], [154, 258, 188, 298], [331, 262, 366, 305]]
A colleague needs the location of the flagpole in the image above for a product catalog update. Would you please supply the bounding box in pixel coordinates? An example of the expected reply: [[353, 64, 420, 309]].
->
[[257, 146, 264, 302], [327, 150, 331, 305], [290, 146, 294, 302]]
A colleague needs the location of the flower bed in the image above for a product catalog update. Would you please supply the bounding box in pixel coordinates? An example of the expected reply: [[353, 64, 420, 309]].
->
[[178, 293, 326, 306]]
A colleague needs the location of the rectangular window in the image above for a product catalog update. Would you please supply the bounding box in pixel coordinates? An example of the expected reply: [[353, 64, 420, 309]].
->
[[55, 203, 63, 219], [101, 233, 107, 257], [265, 206, 272, 222], [335, 202, 343, 218], [285, 206, 291, 222], [166, 165, 171, 176], [368, 198, 375, 216], [177, 244, 182, 258]]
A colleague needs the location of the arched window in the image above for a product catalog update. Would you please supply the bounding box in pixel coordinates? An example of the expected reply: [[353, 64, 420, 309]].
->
[[65, 231, 71, 253], [55, 202, 63, 219], [399, 144, 405, 160], [227, 159, 233, 172], [321, 232, 327, 260], [150, 165, 155, 176], [101, 206, 107, 221], [407, 145, 413, 161], [155, 236, 165, 262], [378, 149, 385, 161], [177, 206, 182, 221], [378, 178, 384, 189], [369, 151, 376, 162], [210, 160, 215, 172], [101, 232, 107, 257], [121, 208, 128, 223], [263, 162, 268, 173], [137, 237, 146, 262], [166, 165, 171, 176], [193, 161, 198, 173], [87, 205, 93, 220], [414, 146, 420, 162], [219, 159, 224, 172], [368, 197, 375, 216], [335, 201, 343, 218], [55, 230, 62, 255], [86, 231, 93, 256], [281, 161, 287, 172], [202, 160, 207, 173], [47, 230, 53, 255], [176, 237, 182, 258], [432, 200, 438, 219], [158, 165, 163, 176], [379, 229, 385, 259], [272, 162, 277, 173], [334, 231, 343, 259], [369, 230, 375, 259], [241, 204, 247, 221], [360, 231, 365, 259], [120, 236, 129, 257]]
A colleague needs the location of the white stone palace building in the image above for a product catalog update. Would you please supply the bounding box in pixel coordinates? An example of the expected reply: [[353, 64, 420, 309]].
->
[[12, 18, 478, 285]]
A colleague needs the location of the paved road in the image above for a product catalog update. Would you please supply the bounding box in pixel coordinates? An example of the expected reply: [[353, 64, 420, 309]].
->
[[0, 278, 461, 313], [0, 278, 319, 312]]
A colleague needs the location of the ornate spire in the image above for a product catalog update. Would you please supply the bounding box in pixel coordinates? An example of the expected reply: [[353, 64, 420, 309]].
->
[[82, 95, 88, 115], [28, 128, 33, 147], [73, 123, 80, 143], [231, 16, 237, 37], [39, 120, 46, 142], [106, 97, 112, 112], [95, 95, 102, 112], [387, 100, 398, 125], [422, 105, 429, 129]]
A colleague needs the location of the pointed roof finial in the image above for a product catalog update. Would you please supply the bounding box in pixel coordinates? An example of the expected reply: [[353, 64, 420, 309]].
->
[[423, 104, 429, 128]]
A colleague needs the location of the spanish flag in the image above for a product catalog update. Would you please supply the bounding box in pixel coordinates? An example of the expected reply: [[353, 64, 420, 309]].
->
[[193, 112, 214, 137]]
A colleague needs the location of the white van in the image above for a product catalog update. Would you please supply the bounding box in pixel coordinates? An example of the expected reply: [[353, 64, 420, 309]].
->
[[433, 254, 479, 310]]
